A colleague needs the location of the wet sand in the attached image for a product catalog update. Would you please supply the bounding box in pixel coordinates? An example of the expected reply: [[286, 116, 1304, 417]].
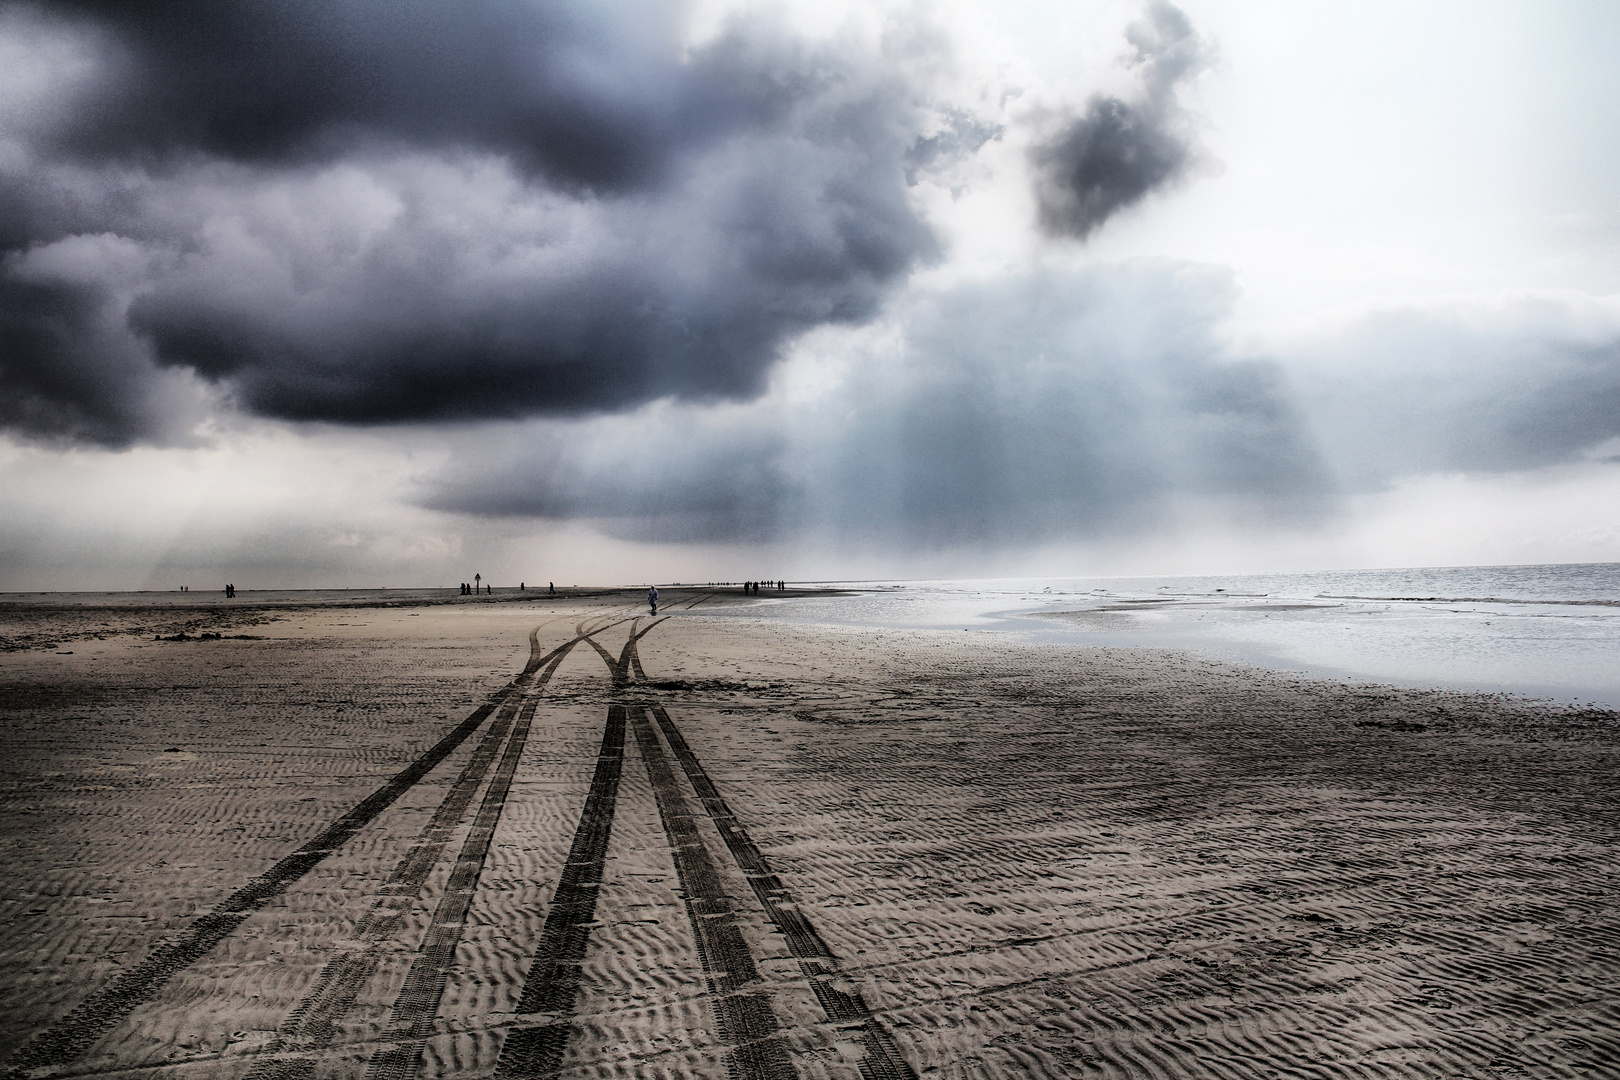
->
[[1, 589, 1617, 1079]]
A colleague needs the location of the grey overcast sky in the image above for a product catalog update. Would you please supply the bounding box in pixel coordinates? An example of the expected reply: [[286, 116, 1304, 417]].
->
[[2, 0, 1618, 589]]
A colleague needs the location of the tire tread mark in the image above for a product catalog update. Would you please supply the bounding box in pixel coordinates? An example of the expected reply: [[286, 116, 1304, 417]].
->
[[624, 618, 663, 683], [582, 631, 628, 687], [0, 625, 562, 1080], [582, 618, 665, 687], [628, 706, 797, 1080], [362, 696, 541, 1080], [243, 639, 581, 1080], [649, 704, 918, 1080], [493, 705, 628, 1080]]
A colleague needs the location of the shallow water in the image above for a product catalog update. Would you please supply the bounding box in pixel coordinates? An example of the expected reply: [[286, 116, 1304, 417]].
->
[[724, 564, 1620, 708]]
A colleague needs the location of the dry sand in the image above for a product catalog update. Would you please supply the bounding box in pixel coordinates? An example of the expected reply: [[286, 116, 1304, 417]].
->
[[1, 589, 1616, 1079]]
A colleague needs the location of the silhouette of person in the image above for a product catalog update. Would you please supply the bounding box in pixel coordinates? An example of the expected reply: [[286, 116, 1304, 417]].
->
[[648, 585, 658, 613]]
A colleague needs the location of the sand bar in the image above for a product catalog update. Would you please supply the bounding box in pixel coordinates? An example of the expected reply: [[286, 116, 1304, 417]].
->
[[1, 589, 1617, 1079]]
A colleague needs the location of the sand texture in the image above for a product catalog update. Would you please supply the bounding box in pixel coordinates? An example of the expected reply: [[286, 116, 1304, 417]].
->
[[1, 589, 1617, 1079]]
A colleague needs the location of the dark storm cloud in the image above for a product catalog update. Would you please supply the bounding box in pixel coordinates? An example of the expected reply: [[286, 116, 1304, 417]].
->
[[426, 262, 1338, 545], [1, 1, 973, 442], [0, 273, 199, 445], [33, 0, 741, 190], [1030, 0, 1206, 239]]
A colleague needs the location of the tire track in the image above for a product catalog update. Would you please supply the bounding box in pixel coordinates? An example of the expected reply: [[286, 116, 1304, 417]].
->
[[243, 638, 583, 1080], [649, 704, 918, 1080], [629, 705, 797, 1080], [623, 619, 663, 684], [582, 628, 629, 687], [363, 690, 543, 1080], [493, 704, 628, 1080], [0, 624, 569, 1080], [581, 617, 664, 688], [583, 614, 901, 1078]]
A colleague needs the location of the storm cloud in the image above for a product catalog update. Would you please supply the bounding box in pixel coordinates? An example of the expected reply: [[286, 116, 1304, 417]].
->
[[0, 0, 988, 442], [426, 262, 1337, 545], [25, 0, 749, 188], [1029, 0, 1206, 239], [425, 269, 1620, 548]]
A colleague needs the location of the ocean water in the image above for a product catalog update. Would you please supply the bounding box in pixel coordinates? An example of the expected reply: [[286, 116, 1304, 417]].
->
[[729, 564, 1620, 709]]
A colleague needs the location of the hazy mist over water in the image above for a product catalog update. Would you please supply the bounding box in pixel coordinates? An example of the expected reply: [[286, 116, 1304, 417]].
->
[[712, 563, 1620, 708]]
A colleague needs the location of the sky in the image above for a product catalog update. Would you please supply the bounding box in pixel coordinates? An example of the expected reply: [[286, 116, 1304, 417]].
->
[[1, 0, 1618, 590]]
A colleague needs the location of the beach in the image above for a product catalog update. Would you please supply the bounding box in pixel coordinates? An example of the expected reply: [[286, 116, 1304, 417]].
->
[[1, 588, 1617, 1079]]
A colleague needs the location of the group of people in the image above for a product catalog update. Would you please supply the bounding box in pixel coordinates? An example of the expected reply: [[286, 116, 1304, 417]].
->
[[459, 580, 556, 596], [744, 580, 785, 594], [224, 583, 236, 598]]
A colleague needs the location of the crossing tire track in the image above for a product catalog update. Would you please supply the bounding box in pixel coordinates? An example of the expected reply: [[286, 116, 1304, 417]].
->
[[580, 618, 666, 687], [649, 704, 918, 1080], [582, 629, 628, 687], [628, 705, 797, 1080], [493, 704, 628, 1080], [0, 624, 568, 1080], [624, 618, 664, 684]]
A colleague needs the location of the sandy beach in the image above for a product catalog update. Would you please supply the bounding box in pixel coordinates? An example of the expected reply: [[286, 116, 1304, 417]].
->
[[1, 589, 1616, 1079]]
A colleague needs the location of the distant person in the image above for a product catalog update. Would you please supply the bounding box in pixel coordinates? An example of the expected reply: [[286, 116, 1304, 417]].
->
[[648, 585, 659, 614], [549, 581, 555, 596]]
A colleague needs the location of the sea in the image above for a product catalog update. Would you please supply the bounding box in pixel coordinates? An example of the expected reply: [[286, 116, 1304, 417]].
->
[[725, 563, 1620, 710]]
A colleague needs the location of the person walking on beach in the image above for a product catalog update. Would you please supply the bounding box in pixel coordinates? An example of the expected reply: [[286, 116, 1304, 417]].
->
[[549, 582, 555, 596], [648, 585, 658, 614]]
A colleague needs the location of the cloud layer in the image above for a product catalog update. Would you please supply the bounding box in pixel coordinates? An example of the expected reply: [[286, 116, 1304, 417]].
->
[[424, 270, 1620, 548], [1288, 293, 1620, 484], [1, 0, 1000, 443], [425, 262, 1336, 546]]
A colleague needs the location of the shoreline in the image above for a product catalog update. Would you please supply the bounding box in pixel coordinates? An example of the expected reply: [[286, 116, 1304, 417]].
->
[[7, 581, 1619, 710]]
